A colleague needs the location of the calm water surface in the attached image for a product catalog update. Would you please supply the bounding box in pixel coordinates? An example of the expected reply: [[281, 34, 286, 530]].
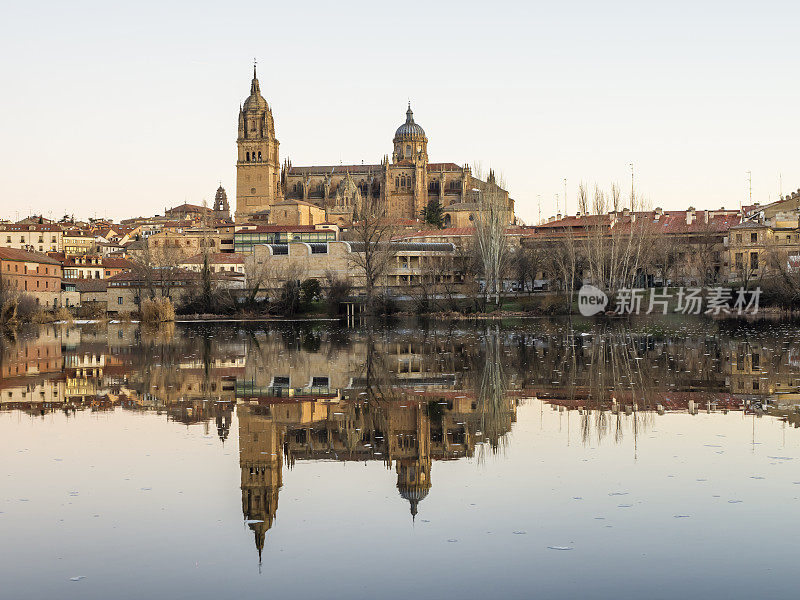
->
[[2, 319, 799, 599]]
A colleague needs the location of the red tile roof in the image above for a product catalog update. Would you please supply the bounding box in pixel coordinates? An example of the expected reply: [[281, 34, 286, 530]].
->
[[288, 164, 381, 175], [427, 162, 463, 172], [102, 258, 135, 269], [0, 247, 62, 265], [75, 279, 108, 293], [0, 224, 62, 232], [532, 210, 742, 235], [180, 253, 244, 265], [237, 225, 322, 233]]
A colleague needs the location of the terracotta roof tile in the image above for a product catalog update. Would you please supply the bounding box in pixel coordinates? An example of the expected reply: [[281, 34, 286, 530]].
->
[[0, 247, 62, 265]]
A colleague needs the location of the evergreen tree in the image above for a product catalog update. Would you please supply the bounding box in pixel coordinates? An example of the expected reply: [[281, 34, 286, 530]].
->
[[421, 198, 444, 228]]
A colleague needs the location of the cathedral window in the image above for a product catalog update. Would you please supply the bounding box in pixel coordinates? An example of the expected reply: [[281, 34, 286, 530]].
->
[[395, 177, 399, 189], [258, 151, 262, 161]]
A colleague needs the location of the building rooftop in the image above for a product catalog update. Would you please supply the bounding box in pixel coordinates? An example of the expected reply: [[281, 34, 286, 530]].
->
[[181, 253, 245, 265], [0, 247, 62, 265]]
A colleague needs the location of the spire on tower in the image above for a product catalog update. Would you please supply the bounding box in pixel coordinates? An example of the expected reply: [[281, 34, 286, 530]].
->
[[250, 59, 260, 96]]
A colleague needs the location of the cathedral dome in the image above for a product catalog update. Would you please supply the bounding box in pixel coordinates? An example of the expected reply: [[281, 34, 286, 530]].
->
[[398, 486, 429, 502], [398, 485, 429, 519], [394, 104, 426, 140]]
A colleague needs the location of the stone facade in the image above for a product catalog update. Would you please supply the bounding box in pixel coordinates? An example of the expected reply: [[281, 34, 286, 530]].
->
[[246, 240, 463, 292], [233, 69, 513, 225], [267, 199, 326, 227], [0, 247, 65, 307], [0, 224, 63, 253], [235, 66, 281, 222]]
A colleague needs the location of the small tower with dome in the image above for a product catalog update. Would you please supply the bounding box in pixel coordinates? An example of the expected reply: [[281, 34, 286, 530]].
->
[[392, 103, 428, 165]]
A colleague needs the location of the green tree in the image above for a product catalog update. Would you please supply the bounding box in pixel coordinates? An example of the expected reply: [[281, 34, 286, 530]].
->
[[420, 198, 444, 228], [300, 278, 322, 303]]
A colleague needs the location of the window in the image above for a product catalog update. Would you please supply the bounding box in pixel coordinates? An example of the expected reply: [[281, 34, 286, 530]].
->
[[735, 253, 743, 270], [751, 232, 758, 243], [750, 252, 759, 270]]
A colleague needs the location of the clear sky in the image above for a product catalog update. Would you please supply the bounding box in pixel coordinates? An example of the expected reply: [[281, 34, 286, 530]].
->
[[2, 0, 798, 225]]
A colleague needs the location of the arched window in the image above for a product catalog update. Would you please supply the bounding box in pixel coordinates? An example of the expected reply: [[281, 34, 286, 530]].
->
[[246, 152, 250, 162], [406, 145, 411, 155], [258, 151, 262, 161], [395, 177, 400, 188]]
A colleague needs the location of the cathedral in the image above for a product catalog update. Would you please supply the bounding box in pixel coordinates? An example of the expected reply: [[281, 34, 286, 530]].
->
[[235, 66, 514, 225]]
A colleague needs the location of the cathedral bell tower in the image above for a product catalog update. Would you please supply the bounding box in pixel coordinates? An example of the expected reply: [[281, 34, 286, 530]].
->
[[235, 64, 281, 222]]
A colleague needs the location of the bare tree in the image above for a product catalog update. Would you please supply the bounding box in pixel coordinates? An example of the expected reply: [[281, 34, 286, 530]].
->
[[549, 225, 581, 309], [583, 185, 657, 294], [472, 168, 511, 305], [130, 237, 183, 303], [511, 244, 543, 293], [343, 193, 397, 313]]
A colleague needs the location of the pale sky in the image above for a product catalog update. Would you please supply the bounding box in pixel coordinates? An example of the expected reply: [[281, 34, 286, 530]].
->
[[2, 0, 798, 225]]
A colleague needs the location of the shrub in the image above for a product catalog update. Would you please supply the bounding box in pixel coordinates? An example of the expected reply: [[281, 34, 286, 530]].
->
[[300, 278, 322, 303], [325, 274, 351, 315], [54, 307, 74, 324], [277, 280, 301, 316], [539, 294, 571, 315], [140, 297, 175, 323], [372, 293, 398, 316]]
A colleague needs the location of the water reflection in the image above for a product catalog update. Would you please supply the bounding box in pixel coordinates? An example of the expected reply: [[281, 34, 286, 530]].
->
[[2, 319, 800, 567]]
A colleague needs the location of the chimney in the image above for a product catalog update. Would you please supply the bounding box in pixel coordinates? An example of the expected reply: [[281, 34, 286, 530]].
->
[[654, 207, 663, 221], [703, 211, 710, 223], [622, 207, 630, 217], [686, 207, 696, 225]]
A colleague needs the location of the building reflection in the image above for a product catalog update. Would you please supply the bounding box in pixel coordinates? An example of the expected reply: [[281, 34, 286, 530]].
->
[[2, 320, 800, 558]]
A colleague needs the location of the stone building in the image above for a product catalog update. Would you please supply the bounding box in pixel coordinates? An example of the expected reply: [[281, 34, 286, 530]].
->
[[234, 68, 514, 225], [235, 66, 281, 222], [0, 247, 64, 307], [0, 224, 63, 254], [246, 240, 463, 292], [146, 227, 234, 259]]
